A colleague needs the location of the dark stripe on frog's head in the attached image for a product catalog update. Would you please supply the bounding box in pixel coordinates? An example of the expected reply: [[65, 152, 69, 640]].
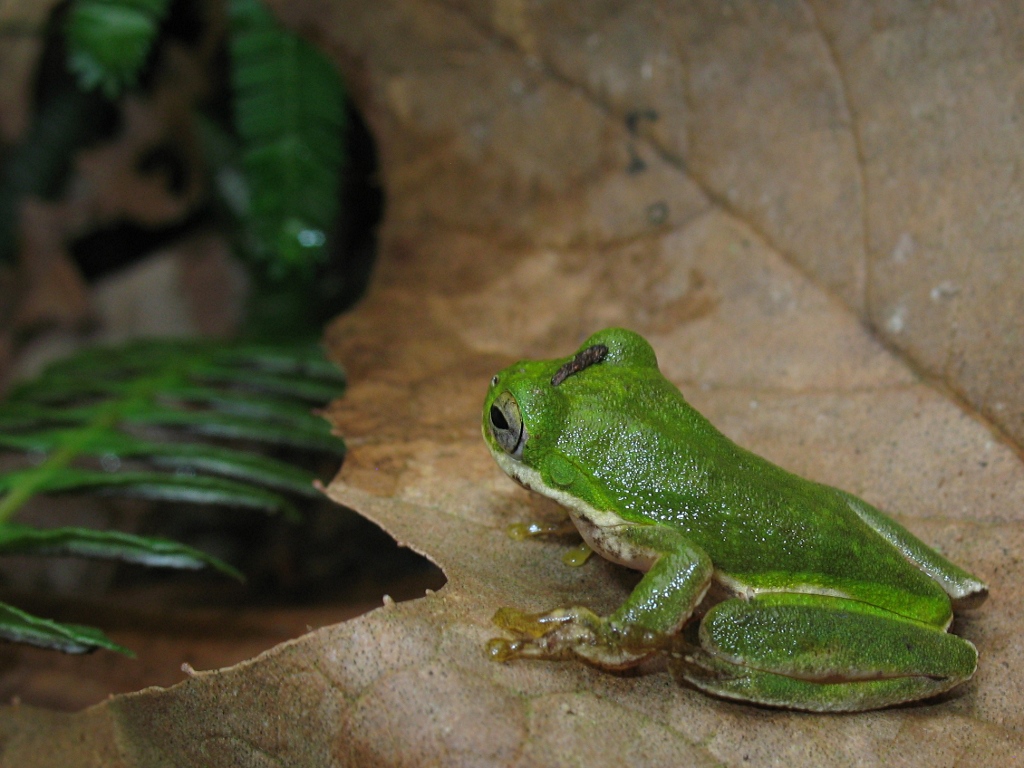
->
[[551, 344, 608, 387]]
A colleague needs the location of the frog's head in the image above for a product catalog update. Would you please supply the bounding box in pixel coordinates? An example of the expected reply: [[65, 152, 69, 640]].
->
[[482, 328, 659, 478]]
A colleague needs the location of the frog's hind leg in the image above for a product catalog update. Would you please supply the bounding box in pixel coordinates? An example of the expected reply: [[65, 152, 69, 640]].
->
[[840, 492, 988, 609], [671, 593, 978, 712]]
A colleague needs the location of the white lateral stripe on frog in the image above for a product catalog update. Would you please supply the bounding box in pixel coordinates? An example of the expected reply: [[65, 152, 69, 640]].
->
[[489, 446, 885, 610]]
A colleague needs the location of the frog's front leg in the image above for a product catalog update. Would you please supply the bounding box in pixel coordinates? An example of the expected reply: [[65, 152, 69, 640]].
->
[[674, 593, 979, 712], [488, 526, 712, 669]]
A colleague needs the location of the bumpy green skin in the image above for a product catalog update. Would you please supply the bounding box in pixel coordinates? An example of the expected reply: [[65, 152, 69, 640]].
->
[[483, 328, 987, 712]]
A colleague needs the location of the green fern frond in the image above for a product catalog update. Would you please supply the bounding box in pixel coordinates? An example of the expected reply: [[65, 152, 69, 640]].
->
[[0, 430, 320, 496], [0, 468, 301, 519], [0, 601, 134, 655], [229, 0, 347, 278], [65, 0, 172, 98], [0, 338, 346, 654], [0, 524, 243, 579]]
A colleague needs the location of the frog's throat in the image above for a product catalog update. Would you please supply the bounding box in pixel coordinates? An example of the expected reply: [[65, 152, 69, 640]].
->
[[489, 447, 656, 572]]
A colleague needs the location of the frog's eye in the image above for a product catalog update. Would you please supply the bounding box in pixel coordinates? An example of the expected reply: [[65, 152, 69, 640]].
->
[[489, 391, 526, 459]]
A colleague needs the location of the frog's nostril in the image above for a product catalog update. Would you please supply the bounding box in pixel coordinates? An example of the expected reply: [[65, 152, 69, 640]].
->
[[491, 405, 509, 431]]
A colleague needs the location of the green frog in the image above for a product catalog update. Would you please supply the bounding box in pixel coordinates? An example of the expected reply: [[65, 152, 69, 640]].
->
[[482, 328, 986, 711]]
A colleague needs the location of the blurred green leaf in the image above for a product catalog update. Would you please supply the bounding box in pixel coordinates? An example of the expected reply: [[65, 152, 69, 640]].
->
[[66, 0, 171, 98], [229, 0, 347, 279]]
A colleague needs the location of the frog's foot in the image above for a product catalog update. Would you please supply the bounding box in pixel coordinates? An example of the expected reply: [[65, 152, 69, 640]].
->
[[487, 606, 667, 669], [669, 595, 979, 712]]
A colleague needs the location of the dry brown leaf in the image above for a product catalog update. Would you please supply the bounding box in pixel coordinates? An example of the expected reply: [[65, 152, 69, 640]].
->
[[2, 2, 1024, 766]]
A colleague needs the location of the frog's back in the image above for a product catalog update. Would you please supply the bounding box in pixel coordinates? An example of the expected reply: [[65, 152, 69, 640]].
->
[[569, 372, 952, 627]]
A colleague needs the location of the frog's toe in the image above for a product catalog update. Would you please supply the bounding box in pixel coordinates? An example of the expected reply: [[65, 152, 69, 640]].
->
[[492, 606, 575, 638], [488, 606, 602, 661], [488, 606, 661, 668]]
